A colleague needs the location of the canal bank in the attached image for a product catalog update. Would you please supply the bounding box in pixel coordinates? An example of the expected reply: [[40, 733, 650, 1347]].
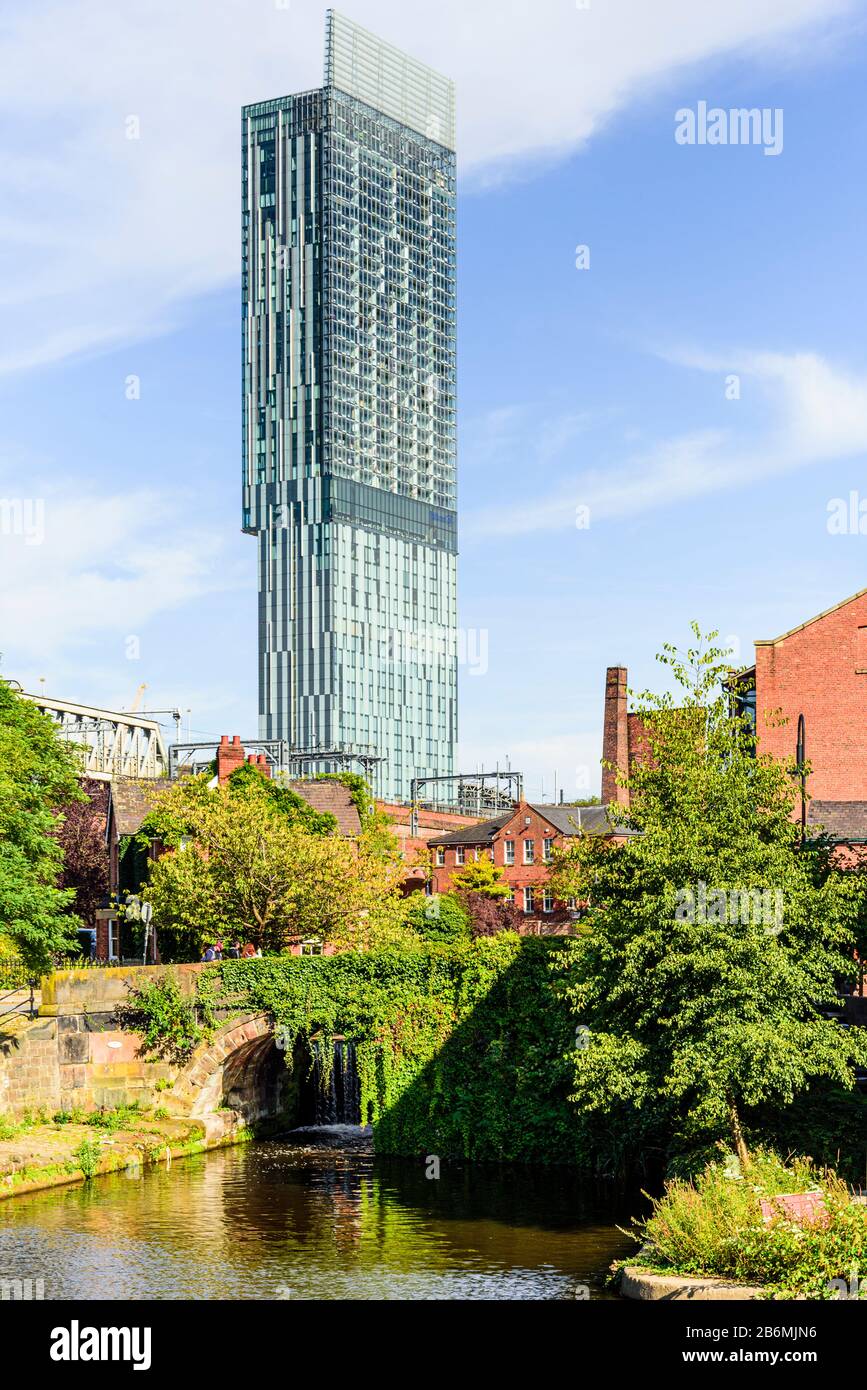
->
[[0, 1105, 256, 1202]]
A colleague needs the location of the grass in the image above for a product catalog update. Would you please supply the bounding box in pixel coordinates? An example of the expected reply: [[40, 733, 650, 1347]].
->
[[630, 1147, 867, 1299], [53, 1103, 150, 1132]]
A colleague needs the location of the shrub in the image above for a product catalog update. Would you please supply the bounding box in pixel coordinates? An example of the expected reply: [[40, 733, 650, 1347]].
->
[[114, 975, 213, 1063], [635, 1149, 867, 1298], [401, 892, 470, 943], [71, 1137, 101, 1180]]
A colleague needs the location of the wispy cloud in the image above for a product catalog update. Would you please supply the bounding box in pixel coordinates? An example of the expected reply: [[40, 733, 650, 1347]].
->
[[0, 483, 244, 660], [464, 348, 867, 538], [0, 0, 857, 374]]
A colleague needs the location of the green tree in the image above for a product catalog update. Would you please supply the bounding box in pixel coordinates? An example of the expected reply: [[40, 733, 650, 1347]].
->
[[550, 627, 867, 1167], [451, 854, 509, 899], [0, 680, 83, 971], [402, 891, 471, 942], [141, 774, 407, 955]]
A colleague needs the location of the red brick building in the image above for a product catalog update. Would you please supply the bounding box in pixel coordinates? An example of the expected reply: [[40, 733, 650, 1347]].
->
[[604, 587, 867, 845], [377, 801, 489, 892], [427, 800, 626, 933]]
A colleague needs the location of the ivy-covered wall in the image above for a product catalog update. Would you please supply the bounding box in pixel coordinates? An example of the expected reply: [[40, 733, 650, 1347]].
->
[[210, 936, 586, 1165]]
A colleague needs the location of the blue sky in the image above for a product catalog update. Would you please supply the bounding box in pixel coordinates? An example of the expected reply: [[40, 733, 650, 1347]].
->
[[2, 0, 867, 799]]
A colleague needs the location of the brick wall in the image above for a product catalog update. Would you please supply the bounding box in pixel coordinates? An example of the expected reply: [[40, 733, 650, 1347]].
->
[[755, 591, 867, 802], [429, 803, 578, 932]]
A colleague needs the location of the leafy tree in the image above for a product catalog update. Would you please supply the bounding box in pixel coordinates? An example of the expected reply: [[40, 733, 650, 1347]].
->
[[0, 680, 83, 971], [451, 854, 509, 899], [550, 627, 867, 1167], [55, 779, 109, 926], [402, 891, 471, 942], [449, 854, 524, 938], [140, 774, 407, 955], [462, 892, 526, 939]]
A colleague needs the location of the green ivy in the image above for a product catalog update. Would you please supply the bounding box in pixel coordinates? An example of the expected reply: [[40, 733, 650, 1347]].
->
[[205, 937, 591, 1164], [115, 975, 215, 1063]]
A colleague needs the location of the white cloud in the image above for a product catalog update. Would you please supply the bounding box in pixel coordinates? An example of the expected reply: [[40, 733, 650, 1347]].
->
[[0, 484, 243, 661], [0, 0, 857, 374], [464, 348, 867, 538]]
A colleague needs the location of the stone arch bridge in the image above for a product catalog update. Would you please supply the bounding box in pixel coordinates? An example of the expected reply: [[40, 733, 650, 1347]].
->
[[0, 965, 296, 1137]]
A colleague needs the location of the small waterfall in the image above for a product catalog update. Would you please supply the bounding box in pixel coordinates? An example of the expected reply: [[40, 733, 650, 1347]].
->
[[308, 1038, 361, 1126]]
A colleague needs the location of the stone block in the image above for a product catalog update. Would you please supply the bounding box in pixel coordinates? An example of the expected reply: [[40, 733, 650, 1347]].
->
[[58, 1032, 90, 1064]]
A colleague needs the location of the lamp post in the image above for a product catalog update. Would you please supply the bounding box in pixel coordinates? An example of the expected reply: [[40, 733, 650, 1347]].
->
[[796, 714, 806, 848]]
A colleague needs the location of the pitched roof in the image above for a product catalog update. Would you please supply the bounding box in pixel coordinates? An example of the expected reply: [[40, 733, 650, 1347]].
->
[[527, 803, 615, 836], [807, 800, 867, 842], [428, 803, 632, 847], [427, 813, 512, 847], [756, 586, 867, 647], [107, 776, 362, 839], [284, 780, 361, 836], [108, 780, 155, 837]]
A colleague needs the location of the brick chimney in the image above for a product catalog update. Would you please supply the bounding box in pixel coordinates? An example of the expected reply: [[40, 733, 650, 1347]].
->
[[256, 753, 271, 779], [602, 666, 629, 806], [217, 734, 245, 786]]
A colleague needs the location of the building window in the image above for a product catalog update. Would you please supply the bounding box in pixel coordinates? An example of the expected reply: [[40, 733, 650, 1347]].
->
[[435, 847, 445, 866], [473, 847, 480, 861], [456, 846, 465, 865], [504, 840, 515, 865], [301, 940, 324, 956], [543, 837, 554, 863], [523, 839, 535, 864], [542, 889, 554, 914], [567, 897, 577, 910], [523, 886, 534, 914], [504, 887, 514, 903]]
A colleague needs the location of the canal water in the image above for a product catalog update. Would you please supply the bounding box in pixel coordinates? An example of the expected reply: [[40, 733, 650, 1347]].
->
[[0, 1131, 636, 1300]]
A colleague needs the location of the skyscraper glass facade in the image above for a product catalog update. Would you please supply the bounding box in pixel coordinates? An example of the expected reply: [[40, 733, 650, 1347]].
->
[[242, 12, 457, 801]]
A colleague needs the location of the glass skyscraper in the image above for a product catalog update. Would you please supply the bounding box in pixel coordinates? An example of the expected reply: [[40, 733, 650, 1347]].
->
[[242, 10, 457, 802]]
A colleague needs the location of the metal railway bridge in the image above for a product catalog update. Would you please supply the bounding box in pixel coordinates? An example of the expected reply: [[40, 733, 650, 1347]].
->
[[22, 694, 169, 781]]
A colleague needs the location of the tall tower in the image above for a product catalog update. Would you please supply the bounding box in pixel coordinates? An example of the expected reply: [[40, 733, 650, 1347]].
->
[[242, 11, 457, 801]]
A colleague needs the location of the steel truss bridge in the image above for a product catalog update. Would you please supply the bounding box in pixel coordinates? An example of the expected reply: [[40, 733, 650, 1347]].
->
[[22, 694, 169, 781]]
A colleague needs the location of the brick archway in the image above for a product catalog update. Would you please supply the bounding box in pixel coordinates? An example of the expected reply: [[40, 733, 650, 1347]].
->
[[172, 1014, 287, 1124]]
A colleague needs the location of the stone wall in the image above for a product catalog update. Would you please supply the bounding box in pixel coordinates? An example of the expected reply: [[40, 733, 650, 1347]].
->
[[0, 966, 294, 1130], [0, 1018, 60, 1115], [0, 966, 199, 1117]]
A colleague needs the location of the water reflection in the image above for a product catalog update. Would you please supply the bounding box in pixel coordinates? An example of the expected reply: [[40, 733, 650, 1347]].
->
[[0, 1136, 635, 1300]]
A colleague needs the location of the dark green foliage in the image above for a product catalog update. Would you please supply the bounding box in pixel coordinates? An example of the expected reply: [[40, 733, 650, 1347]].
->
[[755, 1085, 867, 1188], [0, 680, 83, 971], [227, 762, 338, 834], [212, 938, 595, 1164], [401, 891, 471, 943], [114, 975, 213, 1062]]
